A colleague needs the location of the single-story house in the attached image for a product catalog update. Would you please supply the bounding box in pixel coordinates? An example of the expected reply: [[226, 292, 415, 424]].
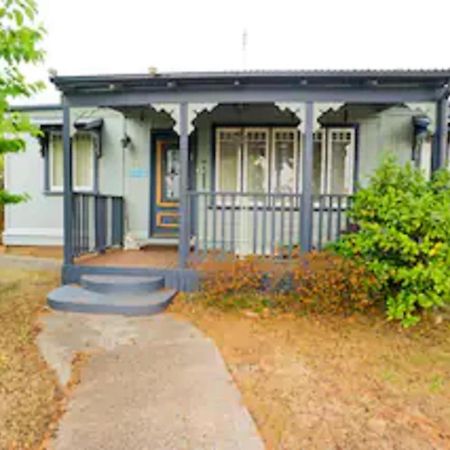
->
[[3, 70, 450, 294]]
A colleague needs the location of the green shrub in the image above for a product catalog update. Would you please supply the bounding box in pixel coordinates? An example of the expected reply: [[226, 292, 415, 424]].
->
[[332, 156, 450, 326]]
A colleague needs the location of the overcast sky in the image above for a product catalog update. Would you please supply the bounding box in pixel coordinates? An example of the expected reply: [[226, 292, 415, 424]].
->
[[22, 0, 450, 104]]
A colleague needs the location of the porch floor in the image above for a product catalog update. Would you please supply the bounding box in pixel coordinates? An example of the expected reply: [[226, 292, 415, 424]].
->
[[75, 246, 178, 269]]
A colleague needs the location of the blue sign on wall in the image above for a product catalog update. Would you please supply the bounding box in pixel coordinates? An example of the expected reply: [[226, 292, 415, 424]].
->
[[129, 168, 148, 178]]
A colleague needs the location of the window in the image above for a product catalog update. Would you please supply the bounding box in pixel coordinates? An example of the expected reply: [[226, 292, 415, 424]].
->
[[312, 132, 324, 196], [312, 128, 355, 195], [73, 133, 95, 191], [272, 129, 298, 193], [48, 132, 95, 192], [216, 127, 289, 194], [327, 129, 355, 195], [163, 146, 180, 201], [243, 129, 269, 193], [216, 128, 241, 192], [49, 133, 63, 191], [215, 126, 355, 195]]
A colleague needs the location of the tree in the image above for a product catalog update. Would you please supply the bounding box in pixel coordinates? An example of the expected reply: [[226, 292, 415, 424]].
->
[[0, 0, 45, 205]]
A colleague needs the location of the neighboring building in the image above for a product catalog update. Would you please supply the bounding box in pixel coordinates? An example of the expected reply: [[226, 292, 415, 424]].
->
[[3, 70, 450, 291]]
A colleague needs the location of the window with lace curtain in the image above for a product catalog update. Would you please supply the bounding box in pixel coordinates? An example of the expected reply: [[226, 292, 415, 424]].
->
[[215, 126, 355, 195], [48, 132, 95, 192], [313, 128, 356, 195]]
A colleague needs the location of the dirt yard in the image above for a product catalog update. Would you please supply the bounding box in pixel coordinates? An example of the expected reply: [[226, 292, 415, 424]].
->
[[171, 301, 450, 450], [0, 268, 61, 449]]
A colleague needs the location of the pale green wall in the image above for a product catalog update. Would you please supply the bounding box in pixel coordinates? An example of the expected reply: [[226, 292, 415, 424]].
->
[[194, 103, 420, 193], [3, 102, 424, 249], [320, 104, 418, 187], [193, 103, 421, 252], [3, 107, 172, 246]]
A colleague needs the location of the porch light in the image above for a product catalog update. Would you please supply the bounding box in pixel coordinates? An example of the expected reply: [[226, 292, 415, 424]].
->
[[121, 134, 132, 149], [413, 115, 431, 135], [412, 115, 431, 166]]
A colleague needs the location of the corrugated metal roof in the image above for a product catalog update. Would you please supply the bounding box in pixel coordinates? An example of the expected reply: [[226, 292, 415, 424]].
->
[[52, 69, 450, 84]]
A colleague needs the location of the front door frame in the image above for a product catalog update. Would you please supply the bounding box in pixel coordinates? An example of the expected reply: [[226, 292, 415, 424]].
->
[[149, 129, 179, 238]]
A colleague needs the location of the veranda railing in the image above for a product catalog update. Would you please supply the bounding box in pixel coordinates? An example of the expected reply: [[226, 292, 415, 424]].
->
[[72, 193, 124, 257], [187, 191, 352, 259]]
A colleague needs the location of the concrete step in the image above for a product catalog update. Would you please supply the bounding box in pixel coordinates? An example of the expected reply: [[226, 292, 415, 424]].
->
[[80, 274, 164, 294], [47, 285, 177, 316]]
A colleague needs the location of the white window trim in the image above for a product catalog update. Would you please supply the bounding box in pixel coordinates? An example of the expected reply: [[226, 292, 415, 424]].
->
[[49, 132, 63, 193], [242, 127, 270, 194], [48, 131, 96, 193], [214, 125, 355, 198], [72, 132, 95, 192], [216, 126, 299, 196], [325, 127, 355, 195], [215, 127, 242, 192], [271, 127, 299, 195]]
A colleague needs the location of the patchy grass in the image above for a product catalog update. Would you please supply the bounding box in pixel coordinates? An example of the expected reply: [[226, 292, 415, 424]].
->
[[171, 298, 450, 450], [0, 268, 62, 449]]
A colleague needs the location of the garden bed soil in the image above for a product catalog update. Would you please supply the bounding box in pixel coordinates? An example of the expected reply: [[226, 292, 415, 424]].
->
[[0, 268, 62, 449], [170, 300, 450, 450]]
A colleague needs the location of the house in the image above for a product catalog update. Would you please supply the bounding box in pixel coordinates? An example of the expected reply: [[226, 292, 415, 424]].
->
[[3, 70, 450, 304]]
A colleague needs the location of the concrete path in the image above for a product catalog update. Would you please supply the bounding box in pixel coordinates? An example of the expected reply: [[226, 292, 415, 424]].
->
[[38, 312, 264, 450]]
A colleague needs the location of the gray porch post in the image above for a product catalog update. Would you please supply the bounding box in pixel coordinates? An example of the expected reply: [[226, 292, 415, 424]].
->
[[432, 96, 448, 171], [62, 100, 73, 265], [300, 101, 314, 252], [178, 102, 190, 268]]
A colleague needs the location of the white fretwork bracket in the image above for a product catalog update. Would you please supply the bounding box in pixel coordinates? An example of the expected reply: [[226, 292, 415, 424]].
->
[[275, 102, 345, 132], [188, 103, 217, 133], [152, 103, 180, 133], [313, 103, 344, 130], [152, 103, 218, 134], [405, 103, 436, 133], [275, 103, 305, 132]]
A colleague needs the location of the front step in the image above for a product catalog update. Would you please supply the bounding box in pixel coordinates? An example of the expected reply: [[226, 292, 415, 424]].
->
[[48, 285, 177, 316], [80, 274, 164, 294], [48, 273, 177, 316]]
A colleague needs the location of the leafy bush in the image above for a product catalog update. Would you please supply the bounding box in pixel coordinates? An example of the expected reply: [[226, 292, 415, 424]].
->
[[197, 252, 379, 315], [332, 156, 450, 326], [289, 251, 380, 314], [199, 257, 266, 303]]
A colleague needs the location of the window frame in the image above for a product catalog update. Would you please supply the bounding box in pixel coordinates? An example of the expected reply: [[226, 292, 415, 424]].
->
[[46, 130, 96, 194], [311, 126, 357, 197], [215, 126, 299, 195], [214, 125, 357, 198], [242, 127, 270, 194], [325, 127, 356, 195], [72, 132, 96, 192], [48, 131, 64, 192], [312, 131, 326, 196], [271, 127, 300, 194], [215, 127, 242, 193]]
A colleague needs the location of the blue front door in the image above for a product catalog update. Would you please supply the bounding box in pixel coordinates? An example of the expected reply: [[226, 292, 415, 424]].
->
[[151, 136, 180, 237]]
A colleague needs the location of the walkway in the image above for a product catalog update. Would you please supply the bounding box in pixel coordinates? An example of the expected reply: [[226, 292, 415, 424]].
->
[[38, 312, 264, 450]]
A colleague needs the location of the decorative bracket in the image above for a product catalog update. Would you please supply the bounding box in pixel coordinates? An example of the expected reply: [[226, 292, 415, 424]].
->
[[152, 103, 180, 133], [275, 102, 345, 132], [152, 103, 218, 134], [187, 103, 217, 133], [275, 103, 304, 132], [313, 103, 344, 131]]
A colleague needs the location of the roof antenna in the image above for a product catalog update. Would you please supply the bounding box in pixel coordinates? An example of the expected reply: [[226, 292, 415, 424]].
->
[[242, 28, 248, 70]]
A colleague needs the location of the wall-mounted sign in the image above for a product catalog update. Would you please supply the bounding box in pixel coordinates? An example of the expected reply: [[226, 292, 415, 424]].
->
[[129, 168, 148, 178]]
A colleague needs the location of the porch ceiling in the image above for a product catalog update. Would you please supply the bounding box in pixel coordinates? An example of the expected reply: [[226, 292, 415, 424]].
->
[[51, 69, 450, 108]]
